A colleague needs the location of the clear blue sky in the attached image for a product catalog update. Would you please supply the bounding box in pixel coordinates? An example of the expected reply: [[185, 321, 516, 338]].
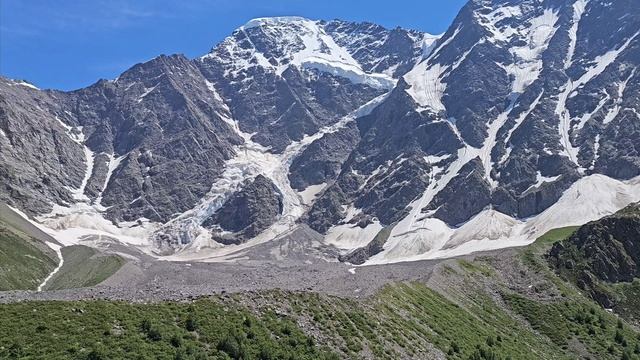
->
[[0, 0, 467, 91]]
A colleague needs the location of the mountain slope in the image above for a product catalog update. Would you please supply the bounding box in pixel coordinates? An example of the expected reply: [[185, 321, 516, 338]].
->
[[1, 1, 640, 264], [309, 0, 640, 264]]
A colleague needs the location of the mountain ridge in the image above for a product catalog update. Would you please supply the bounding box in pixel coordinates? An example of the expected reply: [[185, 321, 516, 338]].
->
[[1, 1, 640, 265]]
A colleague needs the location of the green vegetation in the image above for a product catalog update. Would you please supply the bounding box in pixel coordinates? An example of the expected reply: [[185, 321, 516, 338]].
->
[[0, 299, 338, 360], [2, 225, 639, 359], [0, 224, 56, 290], [504, 294, 639, 357], [530, 226, 580, 250], [45, 245, 125, 290]]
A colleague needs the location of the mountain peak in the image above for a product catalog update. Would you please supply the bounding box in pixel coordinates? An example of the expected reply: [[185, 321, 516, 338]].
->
[[240, 16, 312, 30]]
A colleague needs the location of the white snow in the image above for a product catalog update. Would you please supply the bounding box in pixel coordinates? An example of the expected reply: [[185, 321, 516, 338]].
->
[[523, 171, 562, 193], [565, 0, 590, 69], [325, 220, 384, 250], [365, 174, 640, 265], [301, 58, 395, 89], [500, 91, 544, 165], [403, 27, 461, 112], [14, 80, 40, 90], [69, 146, 95, 202], [94, 153, 127, 208], [479, 95, 518, 188], [37, 202, 158, 248], [602, 68, 636, 125], [574, 91, 609, 131], [557, 31, 639, 165], [208, 17, 399, 89], [590, 134, 601, 170], [137, 85, 158, 102], [505, 9, 560, 93], [240, 16, 308, 30], [37, 243, 63, 292], [298, 183, 326, 206], [156, 93, 389, 261], [521, 175, 640, 239]]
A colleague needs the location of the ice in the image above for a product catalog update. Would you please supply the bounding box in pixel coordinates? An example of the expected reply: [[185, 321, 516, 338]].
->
[[403, 27, 461, 112], [156, 93, 389, 260]]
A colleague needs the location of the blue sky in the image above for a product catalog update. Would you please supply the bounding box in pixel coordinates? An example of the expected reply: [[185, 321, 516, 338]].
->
[[0, 0, 467, 91]]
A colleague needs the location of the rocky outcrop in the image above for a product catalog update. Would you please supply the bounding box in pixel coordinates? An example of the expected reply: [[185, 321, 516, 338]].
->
[[204, 175, 283, 244], [549, 203, 640, 307]]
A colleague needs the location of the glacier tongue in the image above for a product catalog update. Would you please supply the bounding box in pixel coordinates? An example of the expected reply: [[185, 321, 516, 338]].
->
[[154, 93, 390, 260]]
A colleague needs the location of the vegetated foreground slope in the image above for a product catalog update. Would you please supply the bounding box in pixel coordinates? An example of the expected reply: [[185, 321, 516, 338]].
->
[[0, 223, 56, 291], [43, 245, 125, 291], [3, 226, 640, 360], [0, 204, 58, 290]]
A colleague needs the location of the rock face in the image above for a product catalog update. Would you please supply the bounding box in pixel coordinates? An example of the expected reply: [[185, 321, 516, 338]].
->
[[550, 203, 640, 284], [549, 203, 640, 306], [2, 2, 640, 261], [204, 175, 283, 244]]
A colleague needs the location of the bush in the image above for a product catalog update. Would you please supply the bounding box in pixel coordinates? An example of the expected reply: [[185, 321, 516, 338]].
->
[[170, 334, 182, 348], [185, 315, 198, 332], [147, 327, 162, 342]]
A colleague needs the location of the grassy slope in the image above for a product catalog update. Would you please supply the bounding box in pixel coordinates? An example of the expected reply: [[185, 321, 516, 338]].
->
[[45, 245, 125, 291], [1, 227, 639, 360], [0, 223, 56, 291]]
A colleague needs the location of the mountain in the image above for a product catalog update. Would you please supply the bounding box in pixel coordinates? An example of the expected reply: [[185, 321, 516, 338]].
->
[[1, 0, 640, 265]]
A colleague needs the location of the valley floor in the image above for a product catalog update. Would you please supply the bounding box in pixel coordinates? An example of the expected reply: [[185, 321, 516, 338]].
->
[[2, 228, 640, 360]]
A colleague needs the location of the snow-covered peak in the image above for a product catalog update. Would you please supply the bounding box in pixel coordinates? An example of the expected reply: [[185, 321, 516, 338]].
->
[[240, 16, 310, 30], [202, 17, 432, 89], [404, 2, 560, 112]]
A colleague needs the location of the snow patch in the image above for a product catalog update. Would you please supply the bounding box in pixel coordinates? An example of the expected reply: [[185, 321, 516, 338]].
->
[[68, 146, 95, 202], [298, 183, 326, 206], [37, 243, 63, 292], [325, 219, 384, 250], [403, 27, 461, 112], [523, 171, 562, 193], [557, 31, 639, 165], [565, 0, 590, 69], [94, 153, 127, 209]]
